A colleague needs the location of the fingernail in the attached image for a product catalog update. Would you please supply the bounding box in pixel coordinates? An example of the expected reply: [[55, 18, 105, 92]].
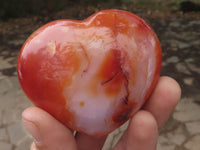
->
[[23, 118, 42, 143]]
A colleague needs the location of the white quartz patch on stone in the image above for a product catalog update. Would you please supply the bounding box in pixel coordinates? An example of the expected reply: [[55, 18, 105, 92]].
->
[[47, 40, 56, 56]]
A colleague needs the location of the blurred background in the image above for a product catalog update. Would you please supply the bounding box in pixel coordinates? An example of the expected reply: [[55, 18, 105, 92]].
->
[[0, 0, 200, 150]]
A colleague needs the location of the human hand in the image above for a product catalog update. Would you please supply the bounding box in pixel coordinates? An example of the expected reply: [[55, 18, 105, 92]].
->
[[22, 76, 181, 150]]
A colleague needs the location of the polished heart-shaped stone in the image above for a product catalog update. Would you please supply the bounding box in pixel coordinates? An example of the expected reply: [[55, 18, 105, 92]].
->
[[17, 9, 162, 137]]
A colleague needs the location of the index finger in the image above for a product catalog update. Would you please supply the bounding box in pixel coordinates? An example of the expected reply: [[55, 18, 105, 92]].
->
[[143, 76, 181, 131]]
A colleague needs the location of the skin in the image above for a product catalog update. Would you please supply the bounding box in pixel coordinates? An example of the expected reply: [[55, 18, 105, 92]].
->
[[22, 76, 181, 150]]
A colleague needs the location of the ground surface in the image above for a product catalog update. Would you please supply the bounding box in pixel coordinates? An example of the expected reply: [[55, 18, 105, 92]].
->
[[0, 5, 200, 150]]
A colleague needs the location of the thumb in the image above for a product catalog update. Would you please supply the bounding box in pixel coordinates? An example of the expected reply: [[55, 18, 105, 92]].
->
[[22, 107, 77, 150]]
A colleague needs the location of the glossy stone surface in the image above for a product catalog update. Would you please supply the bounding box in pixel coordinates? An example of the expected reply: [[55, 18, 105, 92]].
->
[[17, 9, 162, 137]]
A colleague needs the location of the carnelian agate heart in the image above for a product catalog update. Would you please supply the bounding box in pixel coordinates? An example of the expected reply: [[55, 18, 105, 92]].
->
[[17, 9, 162, 137]]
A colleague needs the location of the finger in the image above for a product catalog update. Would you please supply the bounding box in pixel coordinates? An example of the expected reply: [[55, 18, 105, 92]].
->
[[75, 132, 107, 150], [22, 106, 77, 150], [30, 142, 37, 150], [113, 76, 180, 149], [143, 76, 181, 131], [114, 111, 158, 150]]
